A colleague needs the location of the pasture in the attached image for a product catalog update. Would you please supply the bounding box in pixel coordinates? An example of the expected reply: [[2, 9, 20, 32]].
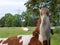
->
[[0, 27, 35, 38], [0, 27, 60, 45]]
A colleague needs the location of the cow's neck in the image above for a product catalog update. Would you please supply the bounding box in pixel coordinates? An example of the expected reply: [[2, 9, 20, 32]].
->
[[40, 14, 50, 33], [40, 15, 47, 31], [39, 14, 50, 44]]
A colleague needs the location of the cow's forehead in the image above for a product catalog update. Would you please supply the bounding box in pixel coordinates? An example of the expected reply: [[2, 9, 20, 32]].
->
[[40, 8, 49, 12]]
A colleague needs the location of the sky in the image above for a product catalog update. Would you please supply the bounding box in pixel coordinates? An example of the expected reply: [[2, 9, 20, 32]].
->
[[0, 0, 28, 19]]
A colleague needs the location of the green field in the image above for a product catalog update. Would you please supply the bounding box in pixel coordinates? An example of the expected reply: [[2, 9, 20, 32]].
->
[[0, 27, 60, 45], [0, 27, 35, 38]]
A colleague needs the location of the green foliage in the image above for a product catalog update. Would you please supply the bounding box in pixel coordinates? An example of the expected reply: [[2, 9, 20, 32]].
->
[[5, 13, 14, 27], [0, 17, 5, 27], [12, 14, 22, 27], [0, 12, 37, 27], [25, 0, 60, 26], [25, 11, 36, 26], [0, 13, 14, 27]]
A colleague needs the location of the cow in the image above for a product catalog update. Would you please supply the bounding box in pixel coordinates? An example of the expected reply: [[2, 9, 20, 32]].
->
[[33, 7, 54, 45], [0, 7, 54, 45], [1, 36, 22, 45]]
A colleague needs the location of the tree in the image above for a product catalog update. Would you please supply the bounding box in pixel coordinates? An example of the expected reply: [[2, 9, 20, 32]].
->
[[25, 0, 60, 26], [4, 13, 14, 27], [0, 13, 14, 27], [0, 17, 5, 27], [12, 14, 22, 27]]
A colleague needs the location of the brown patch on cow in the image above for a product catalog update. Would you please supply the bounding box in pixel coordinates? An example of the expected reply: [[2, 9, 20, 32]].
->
[[28, 36, 42, 45], [8, 36, 17, 39], [2, 38, 14, 45], [33, 19, 41, 36], [13, 36, 23, 45], [33, 28, 39, 38], [31, 18, 42, 45], [2, 38, 13, 45], [2, 36, 22, 45], [0, 40, 2, 43], [36, 19, 41, 28]]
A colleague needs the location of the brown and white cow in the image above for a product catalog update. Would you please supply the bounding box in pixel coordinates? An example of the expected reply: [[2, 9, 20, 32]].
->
[[0, 7, 54, 45]]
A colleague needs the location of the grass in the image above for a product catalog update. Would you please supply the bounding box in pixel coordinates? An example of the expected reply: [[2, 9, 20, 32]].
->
[[51, 34, 60, 45], [0, 27, 60, 45], [0, 27, 35, 38], [51, 28, 60, 45]]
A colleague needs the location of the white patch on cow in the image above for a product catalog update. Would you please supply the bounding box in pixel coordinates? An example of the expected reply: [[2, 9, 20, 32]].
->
[[0, 43, 2, 45], [0, 38, 7, 41], [17, 35, 22, 43], [18, 35, 33, 45], [17, 35, 20, 38], [17, 35, 33, 45], [39, 35, 43, 44], [0, 38, 8, 43], [0, 38, 8, 45], [0, 39, 2, 41], [2, 38, 8, 43], [19, 38, 23, 43]]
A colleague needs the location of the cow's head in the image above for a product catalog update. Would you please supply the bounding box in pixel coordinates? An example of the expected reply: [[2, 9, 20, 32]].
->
[[40, 7, 50, 19]]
